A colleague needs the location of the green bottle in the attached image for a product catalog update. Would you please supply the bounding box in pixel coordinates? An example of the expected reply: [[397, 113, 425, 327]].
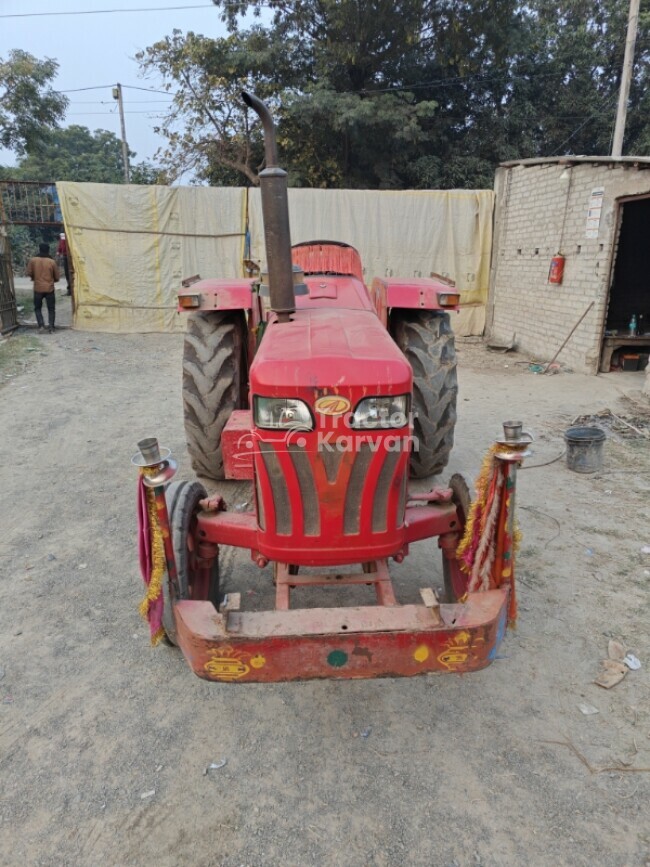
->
[[629, 314, 637, 336]]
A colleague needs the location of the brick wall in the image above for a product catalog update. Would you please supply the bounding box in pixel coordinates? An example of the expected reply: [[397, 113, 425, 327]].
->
[[488, 161, 650, 373]]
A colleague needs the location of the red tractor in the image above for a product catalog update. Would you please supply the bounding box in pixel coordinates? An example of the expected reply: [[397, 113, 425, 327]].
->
[[143, 93, 518, 682]]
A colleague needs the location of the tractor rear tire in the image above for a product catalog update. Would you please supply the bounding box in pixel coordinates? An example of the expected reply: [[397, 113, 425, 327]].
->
[[392, 310, 458, 478], [162, 479, 220, 646], [182, 311, 247, 483]]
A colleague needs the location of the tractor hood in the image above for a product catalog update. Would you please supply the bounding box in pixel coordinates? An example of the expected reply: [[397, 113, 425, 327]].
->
[[250, 308, 412, 394]]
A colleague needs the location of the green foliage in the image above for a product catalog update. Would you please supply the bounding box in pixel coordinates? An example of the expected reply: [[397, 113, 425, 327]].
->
[[8, 125, 160, 185], [130, 162, 166, 185], [2, 223, 60, 273], [0, 50, 68, 155], [280, 86, 438, 188], [5, 225, 33, 272], [139, 0, 650, 189], [136, 30, 273, 185], [1, 126, 162, 268]]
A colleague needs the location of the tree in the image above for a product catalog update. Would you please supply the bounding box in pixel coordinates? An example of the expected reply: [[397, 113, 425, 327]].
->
[[137, 7, 439, 188], [8, 125, 161, 185], [137, 30, 272, 185], [139, 0, 650, 190], [0, 50, 68, 155]]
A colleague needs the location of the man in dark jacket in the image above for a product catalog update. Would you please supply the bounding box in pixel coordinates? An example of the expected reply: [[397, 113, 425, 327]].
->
[[26, 243, 60, 333]]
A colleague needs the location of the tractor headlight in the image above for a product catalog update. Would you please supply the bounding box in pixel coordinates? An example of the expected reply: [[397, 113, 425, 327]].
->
[[351, 395, 409, 429], [254, 397, 314, 431]]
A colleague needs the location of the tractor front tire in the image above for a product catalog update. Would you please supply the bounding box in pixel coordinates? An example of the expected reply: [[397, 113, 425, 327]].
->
[[162, 479, 220, 646], [182, 311, 247, 483], [442, 473, 471, 603], [393, 310, 458, 478]]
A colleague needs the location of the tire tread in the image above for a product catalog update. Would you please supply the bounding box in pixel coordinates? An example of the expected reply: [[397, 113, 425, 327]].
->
[[182, 312, 246, 481], [393, 310, 458, 478]]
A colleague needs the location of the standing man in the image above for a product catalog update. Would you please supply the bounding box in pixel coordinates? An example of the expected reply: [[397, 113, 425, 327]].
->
[[57, 232, 71, 295], [26, 243, 60, 333]]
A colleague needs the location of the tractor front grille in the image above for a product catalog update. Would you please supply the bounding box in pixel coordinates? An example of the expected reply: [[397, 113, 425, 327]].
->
[[288, 444, 320, 536], [371, 448, 402, 533], [258, 443, 291, 535], [255, 439, 407, 541], [343, 443, 373, 535]]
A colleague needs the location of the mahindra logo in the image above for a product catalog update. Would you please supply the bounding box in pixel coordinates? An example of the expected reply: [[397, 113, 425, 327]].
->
[[314, 396, 351, 416]]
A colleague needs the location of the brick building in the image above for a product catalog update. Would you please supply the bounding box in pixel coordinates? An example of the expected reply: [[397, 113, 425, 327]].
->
[[487, 157, 650, 377]]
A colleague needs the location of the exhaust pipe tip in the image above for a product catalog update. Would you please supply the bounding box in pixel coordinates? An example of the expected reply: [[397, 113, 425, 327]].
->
[[241, 90, 278, 167]]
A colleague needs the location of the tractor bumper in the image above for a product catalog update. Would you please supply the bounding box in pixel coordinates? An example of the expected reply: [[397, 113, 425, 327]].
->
[[173, 589, 508, 682]]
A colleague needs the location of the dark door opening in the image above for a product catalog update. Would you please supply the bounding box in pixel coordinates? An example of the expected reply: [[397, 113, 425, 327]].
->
[[601, 197, 650, 372]]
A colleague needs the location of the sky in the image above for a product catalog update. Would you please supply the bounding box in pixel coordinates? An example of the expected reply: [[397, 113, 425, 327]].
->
[[0, 0, 252, 171]]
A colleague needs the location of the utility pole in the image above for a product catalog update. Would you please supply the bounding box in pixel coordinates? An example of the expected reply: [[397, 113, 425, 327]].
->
[[612, 0, 640, 157], [112, 83, 130, 183]]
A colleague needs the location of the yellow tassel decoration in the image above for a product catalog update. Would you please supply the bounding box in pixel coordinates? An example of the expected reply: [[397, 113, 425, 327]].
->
[[456, 444, 499, 566], [138, 475, 166, 646], [150, 626, 165, 646]]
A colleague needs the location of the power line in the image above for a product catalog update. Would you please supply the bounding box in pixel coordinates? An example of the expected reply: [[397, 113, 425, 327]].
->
[[0, 4, 215, 19], [552, 93, 619, 155], [69, 99, 174, 104], [54, 68, 619, 108], [96, 67, 623, 107], [356, 63, 635, 98], [62, 107, 622, 120], [122, 85, 175, 96], [56, 85, 116, 93], [357, 69, 565, 95], [54, 83, 175, 98], [66, 111, 167, 115]]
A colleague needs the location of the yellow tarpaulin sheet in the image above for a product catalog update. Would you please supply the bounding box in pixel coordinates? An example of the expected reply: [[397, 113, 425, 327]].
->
[[57, 183, 493, 335], [249, 187, 494, 334], [57, 182, 246, 332]]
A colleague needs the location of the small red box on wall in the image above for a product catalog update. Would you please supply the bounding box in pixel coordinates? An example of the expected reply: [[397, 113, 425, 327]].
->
[[548, 254, 565, 284]]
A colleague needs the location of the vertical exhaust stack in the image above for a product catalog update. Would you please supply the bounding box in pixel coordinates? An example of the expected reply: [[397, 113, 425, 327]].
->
[[242, 91, 295, 322]]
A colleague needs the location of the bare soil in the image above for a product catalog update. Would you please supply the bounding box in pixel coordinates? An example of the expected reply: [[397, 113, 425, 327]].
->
[[1, 300, 650, 867]]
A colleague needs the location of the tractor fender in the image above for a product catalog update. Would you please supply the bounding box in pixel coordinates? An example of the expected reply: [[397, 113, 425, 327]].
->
[[178, 278, 256, 314], [371, 277, 459, 328]]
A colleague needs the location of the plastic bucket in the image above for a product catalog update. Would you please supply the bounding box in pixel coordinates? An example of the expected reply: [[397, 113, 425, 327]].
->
[[564, 426, 606, 474]]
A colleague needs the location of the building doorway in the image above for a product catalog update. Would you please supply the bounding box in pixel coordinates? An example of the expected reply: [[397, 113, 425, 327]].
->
[[601, 196, 650, 373]]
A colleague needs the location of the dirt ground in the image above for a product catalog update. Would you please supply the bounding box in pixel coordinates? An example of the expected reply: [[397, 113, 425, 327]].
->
[[2, 285, 650, 867]]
